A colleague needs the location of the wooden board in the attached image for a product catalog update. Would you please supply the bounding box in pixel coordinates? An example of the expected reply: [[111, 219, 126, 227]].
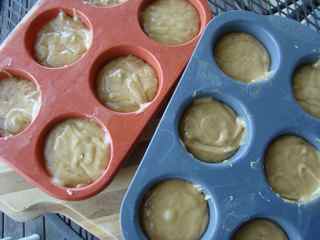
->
[[0, 87, 162, 240], [0, 159, 136, 240], [0, 117, 159, 240]]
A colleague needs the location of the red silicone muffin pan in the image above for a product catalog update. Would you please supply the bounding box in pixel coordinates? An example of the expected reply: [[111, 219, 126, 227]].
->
[[0, 0, 212, 200]]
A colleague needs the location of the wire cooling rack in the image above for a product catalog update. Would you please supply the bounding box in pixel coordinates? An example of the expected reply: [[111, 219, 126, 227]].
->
[[208, 0, 320, 30], [0, 0, 320, 239], [1, 0, 320, 43]]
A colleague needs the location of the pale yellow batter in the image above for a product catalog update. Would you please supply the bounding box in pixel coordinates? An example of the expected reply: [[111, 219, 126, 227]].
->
[[141, 180, 208, 240], [265, 135, 320, 202], [141, 0, 200, 45], [96, 55, 158, 112], [214, 33, 270, 83], [84, 0, 127, 6], [180, 98, 245, 163], [293, 61, 320, 118], [0, 76, 40, 137], [232, 219, 288, 240], [35, 11, 92, 68], [44, 118, 109, 188]]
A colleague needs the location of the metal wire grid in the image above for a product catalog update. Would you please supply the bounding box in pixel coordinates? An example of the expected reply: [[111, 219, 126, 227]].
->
[[0, 0, 36, 42], [302, 4, 320, 30], [1, 0, 320, 239], [1, 0, 320, 42], [208, 0, 320, 29]]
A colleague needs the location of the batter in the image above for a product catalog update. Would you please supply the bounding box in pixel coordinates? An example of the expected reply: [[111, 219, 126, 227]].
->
[[96, 55, 158, 112], [293, 61, 320, 118], [180, 97, 245, 163], [35, 11, 92, 68], [0, 76, 40, 137], [214, 33, 270, 83], [84, 0, 127, 6], [232, 219, 288, 240], [141, 0, 200, 45], [44, 118, 109, 188], [141, 180, 208, 240], [265, 135, 320, 202]]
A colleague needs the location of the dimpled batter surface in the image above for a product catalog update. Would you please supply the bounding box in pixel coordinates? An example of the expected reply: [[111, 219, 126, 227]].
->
[[96, 55, 158, 112], [0, 77, 40, 137], [180, 97, 245, 162], [293, 62, 320, 118], [141, 180, 208, 240], [233, 219, 288, 240], [265, 136, 320, 202], [215, 33, 270, 83], [84, 0, 127, 6], [35, 11, 92, 68], [44, 118, 109, 188], [141, 0, 200, 45]]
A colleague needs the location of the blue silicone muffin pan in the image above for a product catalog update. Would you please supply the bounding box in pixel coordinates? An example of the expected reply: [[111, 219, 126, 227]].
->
[[120, 11, 320, 239]]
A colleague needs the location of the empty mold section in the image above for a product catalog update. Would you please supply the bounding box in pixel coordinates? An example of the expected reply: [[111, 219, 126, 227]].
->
[[121, 12, 320, 240], [90, 45, 163, 114], [0, 0, 212, 200], [25, 8, 93, 68], [0, 68, 41, 138]]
